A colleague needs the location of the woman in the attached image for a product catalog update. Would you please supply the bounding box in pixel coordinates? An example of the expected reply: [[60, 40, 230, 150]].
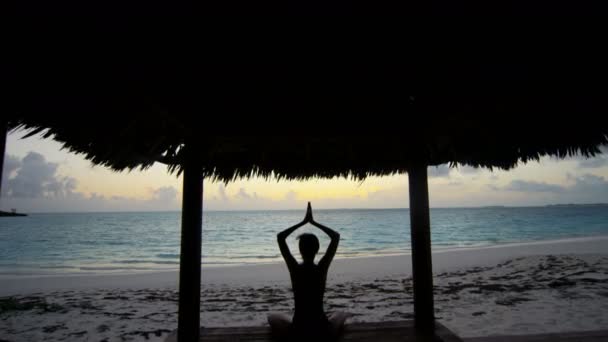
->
[[268, 203, 351, 341]]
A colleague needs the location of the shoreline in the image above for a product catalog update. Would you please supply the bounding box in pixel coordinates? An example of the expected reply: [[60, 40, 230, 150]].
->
[[2, 235, 608, 296], [1, 236, 607, 341]]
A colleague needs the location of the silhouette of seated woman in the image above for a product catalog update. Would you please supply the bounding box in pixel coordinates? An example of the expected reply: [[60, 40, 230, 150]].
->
[[268, 203, 351, 341]]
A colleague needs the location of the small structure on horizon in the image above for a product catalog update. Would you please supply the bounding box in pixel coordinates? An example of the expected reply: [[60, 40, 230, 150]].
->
[[0, 209, 27, 217]]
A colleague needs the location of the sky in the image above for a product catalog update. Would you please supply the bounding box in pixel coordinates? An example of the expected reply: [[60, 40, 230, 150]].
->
[[2, 132, 608, 213]]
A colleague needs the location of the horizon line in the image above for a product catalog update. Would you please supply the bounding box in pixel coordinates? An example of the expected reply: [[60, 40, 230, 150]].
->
[[4, 203, 607, 215]]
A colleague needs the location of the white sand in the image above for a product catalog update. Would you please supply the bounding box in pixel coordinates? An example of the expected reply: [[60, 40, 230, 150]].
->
[[1, 236, 608, 341]]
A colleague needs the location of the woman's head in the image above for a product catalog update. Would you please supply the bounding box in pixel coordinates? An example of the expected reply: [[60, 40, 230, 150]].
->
[[297, 233, 319, 262]]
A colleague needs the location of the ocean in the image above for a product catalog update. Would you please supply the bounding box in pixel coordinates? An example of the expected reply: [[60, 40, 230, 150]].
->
[[1, 206, 607, 275]]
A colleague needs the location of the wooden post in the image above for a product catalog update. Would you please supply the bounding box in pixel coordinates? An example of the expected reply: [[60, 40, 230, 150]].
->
[[408, 165, 435, 333], [177, 145, 203, 342], [0, 120, 7, 198]]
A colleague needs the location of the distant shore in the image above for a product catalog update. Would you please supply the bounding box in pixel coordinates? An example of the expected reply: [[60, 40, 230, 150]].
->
[[545, 203, 608, 207], [0, 210, 27, 217]]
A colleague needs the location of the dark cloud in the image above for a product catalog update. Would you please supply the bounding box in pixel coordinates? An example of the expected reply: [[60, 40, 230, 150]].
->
[[504, 180, 565, 193], [2, 155, 21, 178], [575, 146, 608, 168], [497, 174, 608, 204], [458, 165, 483, 174], [578, 157, 608, 168], [3, 152, 78, 198], [46, 177, 78, 197], [546, 174, 608, 204], [568, 174, 608, 194], [428, 164, 451, 178], [1, 155, 21, 193]]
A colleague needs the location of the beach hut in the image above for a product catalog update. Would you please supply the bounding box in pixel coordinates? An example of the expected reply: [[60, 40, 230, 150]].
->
[[4, 20, 608, 342], [4, 125, 607, 341]]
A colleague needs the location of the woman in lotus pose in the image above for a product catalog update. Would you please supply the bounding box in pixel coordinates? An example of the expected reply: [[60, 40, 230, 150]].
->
[[268, 203, 351, 341]]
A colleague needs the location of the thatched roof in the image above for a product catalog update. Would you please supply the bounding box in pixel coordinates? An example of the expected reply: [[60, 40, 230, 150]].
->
[[6, 23, 608, 182], [7, 117, 607, 182]]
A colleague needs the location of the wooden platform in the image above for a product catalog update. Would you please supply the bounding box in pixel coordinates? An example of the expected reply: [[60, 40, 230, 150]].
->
[[193, 321, 463, 342], [167, 323, 608, 342], [464, 330, 608, 342]]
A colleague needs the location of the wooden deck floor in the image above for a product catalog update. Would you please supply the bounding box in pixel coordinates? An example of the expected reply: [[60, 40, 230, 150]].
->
[[166, 323, 608, 342], [195, 321, 463, 342], [464, 330, 608, 342]]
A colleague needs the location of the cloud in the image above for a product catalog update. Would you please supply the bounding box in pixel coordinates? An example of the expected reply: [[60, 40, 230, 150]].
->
[[2, 152, 182, 212], [217, 184, 229, 201], [494, 174, 608, 205], [504, 180, 565, 193], [569, 173, 604, 184], [550, 174, 608, 204], [2, 155, 22, 193], [428, 164, 451, 178], [575, 146, 608, 168], [89, 192, 106, 201], [458, 165, 483, 175], [45, 177, 78, 197], [6, 152, 57, 197], [578, 157, 608, 168], [152, 186, 178, 203], [486, 184, 500, 191], [236, 187, 253, 200], [367, 186, 408, 203], [3, 152, 78, 198], [2, 155, 21, 178], [2, 185, 182, 213], [285, 190, 298, 201], [568, 174, 608, 193]]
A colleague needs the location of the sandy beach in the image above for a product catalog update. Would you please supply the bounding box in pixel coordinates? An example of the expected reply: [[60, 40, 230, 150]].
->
[[2, 236, 608, 341]]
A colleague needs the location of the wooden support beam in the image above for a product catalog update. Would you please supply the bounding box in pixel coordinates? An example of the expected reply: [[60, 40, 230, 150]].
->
[[177, 145, 204, 342], [408, 165, 435, 333]]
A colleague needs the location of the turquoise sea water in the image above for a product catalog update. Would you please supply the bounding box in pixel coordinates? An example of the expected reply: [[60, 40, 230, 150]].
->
[[1, 206, 607, 275]]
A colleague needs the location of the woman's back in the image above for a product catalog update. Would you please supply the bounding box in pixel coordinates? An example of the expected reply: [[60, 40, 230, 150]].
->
[[291, 262, 328, 325]]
